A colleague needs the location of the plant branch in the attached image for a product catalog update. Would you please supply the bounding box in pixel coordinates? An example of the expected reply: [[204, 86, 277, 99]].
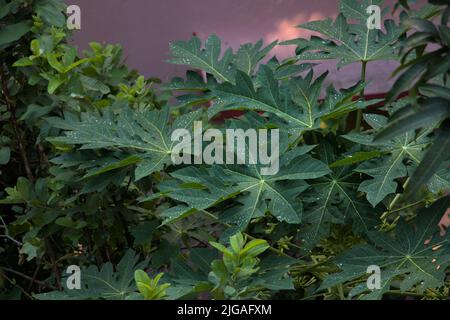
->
[[2, 272, 34, 300], [45, 239, 62, 291], [1, 267, 56, 290], [0, 215, 22, 246]]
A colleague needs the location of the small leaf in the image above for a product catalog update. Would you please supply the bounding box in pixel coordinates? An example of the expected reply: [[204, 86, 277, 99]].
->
[[47, 75, 64, 94], [80, 75, 110, 94], [0, 21, 30, 47], [0, 147, 11, 165], [240, 239, 269, 257], [210, 242, 233, 256]]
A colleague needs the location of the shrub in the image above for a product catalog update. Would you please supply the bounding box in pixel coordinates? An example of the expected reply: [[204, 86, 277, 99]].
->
[[0, 0, 449, 300]]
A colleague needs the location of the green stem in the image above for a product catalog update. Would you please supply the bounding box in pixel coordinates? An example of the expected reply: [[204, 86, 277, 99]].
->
[[355, 61, 367, 132], [388, 177, 411, 210], [291, 258, 332, 273], [312, 131, 318, 145], [338, 284, 346, 300], [381, 198, 424, 220]]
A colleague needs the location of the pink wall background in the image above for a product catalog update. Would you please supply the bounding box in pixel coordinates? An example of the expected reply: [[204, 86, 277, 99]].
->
[[65, 0, 427, 94]]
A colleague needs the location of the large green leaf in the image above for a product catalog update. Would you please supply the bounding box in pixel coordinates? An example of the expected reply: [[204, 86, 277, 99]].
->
[[320, 196, 450, 299], [209, 67, 322, 130], [150, 166, 237, 225], [282, 0, 402, 67], [167, 35, 276, 84], [47, 107, 202, 181], [343, 107, 449, 207], [35, 250, 149, 300], [156, 114, 330, 234], [208, 66, 368, 134], [215, 157, 324, 232], [300, 143, 380, 250], [165, 36, 316, 112], [35, 0, 67, 27]]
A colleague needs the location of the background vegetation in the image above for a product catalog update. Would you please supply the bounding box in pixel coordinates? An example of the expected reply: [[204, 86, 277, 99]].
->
[[0, 0, 449, 300]]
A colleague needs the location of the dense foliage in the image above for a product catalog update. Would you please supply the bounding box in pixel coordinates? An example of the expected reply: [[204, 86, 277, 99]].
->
[[0, 0, 449, 300]]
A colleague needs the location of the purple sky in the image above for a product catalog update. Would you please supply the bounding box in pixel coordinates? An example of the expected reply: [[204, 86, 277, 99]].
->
[[65, 0, 427, 94]]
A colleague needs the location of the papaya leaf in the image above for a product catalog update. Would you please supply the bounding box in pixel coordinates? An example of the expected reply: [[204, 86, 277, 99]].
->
[[47, 107, 202, 181], [35, 250, 149, 300], [282, 0, 402, 67], [320, 196, 450, 299], [343, 110, 448, 207]]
